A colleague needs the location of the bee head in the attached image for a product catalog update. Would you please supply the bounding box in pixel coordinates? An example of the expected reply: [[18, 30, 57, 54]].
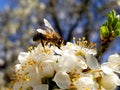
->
[[56, 38, 65, 48]]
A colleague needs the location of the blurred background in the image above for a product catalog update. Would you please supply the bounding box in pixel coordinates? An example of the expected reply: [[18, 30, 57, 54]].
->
[[0, 0, 120, 89]]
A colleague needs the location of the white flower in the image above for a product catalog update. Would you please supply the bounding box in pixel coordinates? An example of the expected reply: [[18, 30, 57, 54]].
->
[[100, 53, 120, 74], [74, 77, 94, 90], [117, 0, 120, 6], [100, 73, 120, 90], [101, 63, 113, 74], [0, 72, 5, 86], [55, 54, 77, 72], [53, 71, 72, 89], [12, 19, 120, 90], [18, 52, 30, 64], [86, 54, 100, 70], [33, 84, 48, 90], [108, 53, 120, 73], [61, 42, 97, 57], [12, 37, 98, 89], [0, 58, 5, 66], [14, 64, 21, 72], [99, 54, 120, 90], [13, 60, 42, 90], [37, 60, 55, 78]]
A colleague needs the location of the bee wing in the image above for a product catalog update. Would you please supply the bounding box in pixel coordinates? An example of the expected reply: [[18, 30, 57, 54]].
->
[[36, 28, 52, 39], [37, 29, 46, 34], [44, 18, 54, 32], [44, 19, 62, 38], [36, 19, 57, 36]]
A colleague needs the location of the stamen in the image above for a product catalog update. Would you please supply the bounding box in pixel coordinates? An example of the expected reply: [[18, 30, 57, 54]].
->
[[28, 46, 33, 52]]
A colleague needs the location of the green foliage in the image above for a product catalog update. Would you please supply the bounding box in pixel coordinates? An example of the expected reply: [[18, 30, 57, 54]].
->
[[100, 10, 120, 40], [100, 26, 109, 39], [107, 10, 116, 25]]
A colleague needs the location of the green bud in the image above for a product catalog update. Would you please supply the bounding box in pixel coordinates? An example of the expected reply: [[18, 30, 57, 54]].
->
[[108, 10, 116, 24], [115, 29, 120, 36], [100, 26, 109, 39], [114, 21, 120, 30]]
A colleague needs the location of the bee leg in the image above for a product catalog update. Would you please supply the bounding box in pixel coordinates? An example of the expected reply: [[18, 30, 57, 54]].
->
[[41, 40, 46, 52], [41, 40, 45, 47], [45, 41, 49, 45], [55, 44, 61, 49], [58, 46, 61, 49]]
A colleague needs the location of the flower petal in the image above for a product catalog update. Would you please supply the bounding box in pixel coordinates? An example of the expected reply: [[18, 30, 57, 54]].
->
[[33, 84, 48, 90], [18, 52, 29, 63], [101, 63, 113, 74], [74, 77, 94, 90], [86, 54, 100, 70], [53, 71, 71, 89]]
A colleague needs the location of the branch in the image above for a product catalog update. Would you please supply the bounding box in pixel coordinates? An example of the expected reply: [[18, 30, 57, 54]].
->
[[67, 0, 90, 41], [48, 0, 63, 37], [95, 1, 119, 14]]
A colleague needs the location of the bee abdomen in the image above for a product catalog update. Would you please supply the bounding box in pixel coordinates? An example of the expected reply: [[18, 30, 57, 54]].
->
[[33, 33, 46, 41]]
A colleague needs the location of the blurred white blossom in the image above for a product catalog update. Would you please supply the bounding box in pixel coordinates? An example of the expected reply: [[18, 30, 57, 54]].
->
[[0, 72, 6, 90], [0, 72, 5, 86], [117, 0, 120, 6]]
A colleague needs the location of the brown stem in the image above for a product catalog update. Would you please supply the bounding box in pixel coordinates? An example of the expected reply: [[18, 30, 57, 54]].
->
[[67, 0, 90, 41]]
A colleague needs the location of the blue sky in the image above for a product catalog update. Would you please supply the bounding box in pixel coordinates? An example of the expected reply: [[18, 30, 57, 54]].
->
[[0, 0, 10, 11]]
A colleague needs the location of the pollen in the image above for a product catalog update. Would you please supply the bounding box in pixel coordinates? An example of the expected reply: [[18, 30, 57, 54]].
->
[[21, 65, 27, 70], [73, 37, 96, 57], [68, 69, 81, 82], [73, 37, 96, 49], [27, 59, 37, 66], [26, 87, 33, 90], [85, 87, 90, 90], [28, 46, 33, 52], [71, 74, 81, 82], [19, 87, 23, 90], [23, 75, 29, 81], [41, 48, 52, 54], [74, 51, 85, 57], [72, 78, 76, 82], [77, 59, 81, 62]]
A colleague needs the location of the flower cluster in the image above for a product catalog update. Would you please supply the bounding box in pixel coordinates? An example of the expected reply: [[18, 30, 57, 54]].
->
[[12, 38, 120, 90]]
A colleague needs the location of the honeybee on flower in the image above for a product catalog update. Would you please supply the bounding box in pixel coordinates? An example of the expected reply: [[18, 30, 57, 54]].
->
[[33, 19, 65, 49]]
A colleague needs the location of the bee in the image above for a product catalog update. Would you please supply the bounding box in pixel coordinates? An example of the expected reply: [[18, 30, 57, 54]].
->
[[33, 19, 65, 49]]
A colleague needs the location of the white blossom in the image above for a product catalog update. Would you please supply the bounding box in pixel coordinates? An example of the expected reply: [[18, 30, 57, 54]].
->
[[74, 77, 95, 90], [100, 73, 120, 90], [37, 60, 55, 78], [12, 19, 120, 90], [108, 53, 120, 73], [53, 71, 72, 89], [100, 53, 120, 89], [0, 72, 5, 87]]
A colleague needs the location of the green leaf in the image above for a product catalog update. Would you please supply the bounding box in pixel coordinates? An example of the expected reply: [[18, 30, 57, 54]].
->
[[100, 26, 109, 39], [103, 21, 108, 26], [114, 21, 120, 30], [107, 10, 116, 23], [112, 17, 119, 28], [115, 29, 120, 36]]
